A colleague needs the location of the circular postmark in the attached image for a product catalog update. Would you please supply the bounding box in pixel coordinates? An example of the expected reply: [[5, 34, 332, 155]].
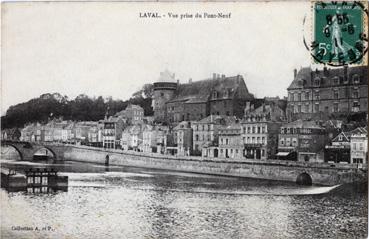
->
[[306, 1, 368, 66]]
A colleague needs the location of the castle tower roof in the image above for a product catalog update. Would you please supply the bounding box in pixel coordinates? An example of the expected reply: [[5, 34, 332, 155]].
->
[[157, 69, 176, 83]]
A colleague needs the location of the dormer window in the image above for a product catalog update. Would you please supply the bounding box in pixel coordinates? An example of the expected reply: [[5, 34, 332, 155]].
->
[[223, 89, 228, 98], [353, 74, 360, 84], [332, 76, 339, 85]]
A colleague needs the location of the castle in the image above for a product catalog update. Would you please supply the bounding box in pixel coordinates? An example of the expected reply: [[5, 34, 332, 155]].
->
[[152, 70, 254, 124]]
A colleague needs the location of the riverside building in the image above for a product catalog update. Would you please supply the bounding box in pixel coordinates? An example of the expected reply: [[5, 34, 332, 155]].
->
[[286, 65, 368, 121]]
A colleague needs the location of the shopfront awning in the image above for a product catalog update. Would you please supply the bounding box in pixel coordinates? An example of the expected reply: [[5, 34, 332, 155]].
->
[[276, 152, 291, 156]]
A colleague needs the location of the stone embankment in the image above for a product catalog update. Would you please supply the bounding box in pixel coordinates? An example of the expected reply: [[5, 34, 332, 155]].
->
[[61, 145, 367, 186]]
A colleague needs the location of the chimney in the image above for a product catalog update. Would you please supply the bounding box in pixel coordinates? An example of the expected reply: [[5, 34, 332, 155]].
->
[[217, 74, 220, 79], [294, 69, 297, 79], [237, 74, 242, 81], [177, 79, 179, 85], [323, 66, 328, 76], [245, 101, 250, 113], [221, 74, 225, 79], [213, 73, 216, 80], [189, 78, 192, 84]]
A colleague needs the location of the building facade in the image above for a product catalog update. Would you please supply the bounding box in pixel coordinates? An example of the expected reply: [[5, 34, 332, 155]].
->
[[121, 124, 144, 151], [142, 125, 169, 153], [278, 120, 327, 162], [116, 104, 144, 124], [324, 131, 351, 164], [241, 103, 285, 160], [350, 128, 368, 165], [152, 71, 254, 124], [218, 123, 243, 159], [173, 121, 193, 156], [287, 65, 368, 121], [191, 115, 237, 157]]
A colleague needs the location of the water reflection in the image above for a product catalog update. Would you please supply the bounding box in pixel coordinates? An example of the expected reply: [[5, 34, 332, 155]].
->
[[0, 159, 367, 239]]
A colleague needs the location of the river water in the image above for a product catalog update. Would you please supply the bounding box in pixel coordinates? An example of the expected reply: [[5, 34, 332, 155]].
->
[[1, 156, 368, 239]]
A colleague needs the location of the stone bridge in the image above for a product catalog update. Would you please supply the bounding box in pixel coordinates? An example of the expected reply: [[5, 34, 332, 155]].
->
[[1, 140, 69, 161]]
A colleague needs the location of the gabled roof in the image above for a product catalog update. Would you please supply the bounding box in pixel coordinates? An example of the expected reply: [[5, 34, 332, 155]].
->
[[349, 127, 367, 136], [332, 131, 350, 142]]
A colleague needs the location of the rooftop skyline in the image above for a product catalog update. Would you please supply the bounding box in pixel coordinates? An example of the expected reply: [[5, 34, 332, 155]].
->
[[2, 2, 311, 115]]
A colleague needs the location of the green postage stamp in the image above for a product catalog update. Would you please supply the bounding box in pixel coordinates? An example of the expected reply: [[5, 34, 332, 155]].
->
[[311, 1, 368, 66]]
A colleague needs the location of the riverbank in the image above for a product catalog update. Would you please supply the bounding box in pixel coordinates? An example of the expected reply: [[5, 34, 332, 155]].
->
[[59, 145, 367, 186]]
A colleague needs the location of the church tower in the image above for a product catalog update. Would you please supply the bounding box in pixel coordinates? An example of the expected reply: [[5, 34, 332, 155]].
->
[[152, 70, 177, 123]]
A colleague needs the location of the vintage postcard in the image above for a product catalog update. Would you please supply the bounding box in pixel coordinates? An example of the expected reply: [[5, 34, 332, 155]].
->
[[1, 1, 368, 239]]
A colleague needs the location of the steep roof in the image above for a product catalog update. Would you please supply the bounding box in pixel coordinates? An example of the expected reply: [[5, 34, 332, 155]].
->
[[288, 65, 368, 90], [332, 131, 350, 142], [333, 127, 368, 142], [167, 75, 253, 104]]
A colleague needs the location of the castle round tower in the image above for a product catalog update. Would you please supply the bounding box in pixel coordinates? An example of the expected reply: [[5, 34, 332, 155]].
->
[[152, 70, 178, 122]]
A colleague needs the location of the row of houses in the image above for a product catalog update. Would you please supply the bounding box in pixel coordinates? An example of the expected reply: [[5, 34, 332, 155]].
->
[[18, 120, 104, 146], [3, 99, 367, 166], [2, 66, 367, 165], [102, 100, 368, 165]]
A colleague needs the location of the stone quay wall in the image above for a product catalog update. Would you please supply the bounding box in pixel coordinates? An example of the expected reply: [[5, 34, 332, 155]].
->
[[60, 145, 367, 186]]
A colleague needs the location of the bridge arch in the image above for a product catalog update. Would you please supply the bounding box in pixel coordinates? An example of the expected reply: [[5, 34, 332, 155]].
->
[[1, 144, 24, 160], [296, 172, 313, 186], [32, 146, 57, 160]]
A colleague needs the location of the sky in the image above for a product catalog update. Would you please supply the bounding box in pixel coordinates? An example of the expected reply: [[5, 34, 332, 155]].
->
[[2, 1, 312, 115]]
